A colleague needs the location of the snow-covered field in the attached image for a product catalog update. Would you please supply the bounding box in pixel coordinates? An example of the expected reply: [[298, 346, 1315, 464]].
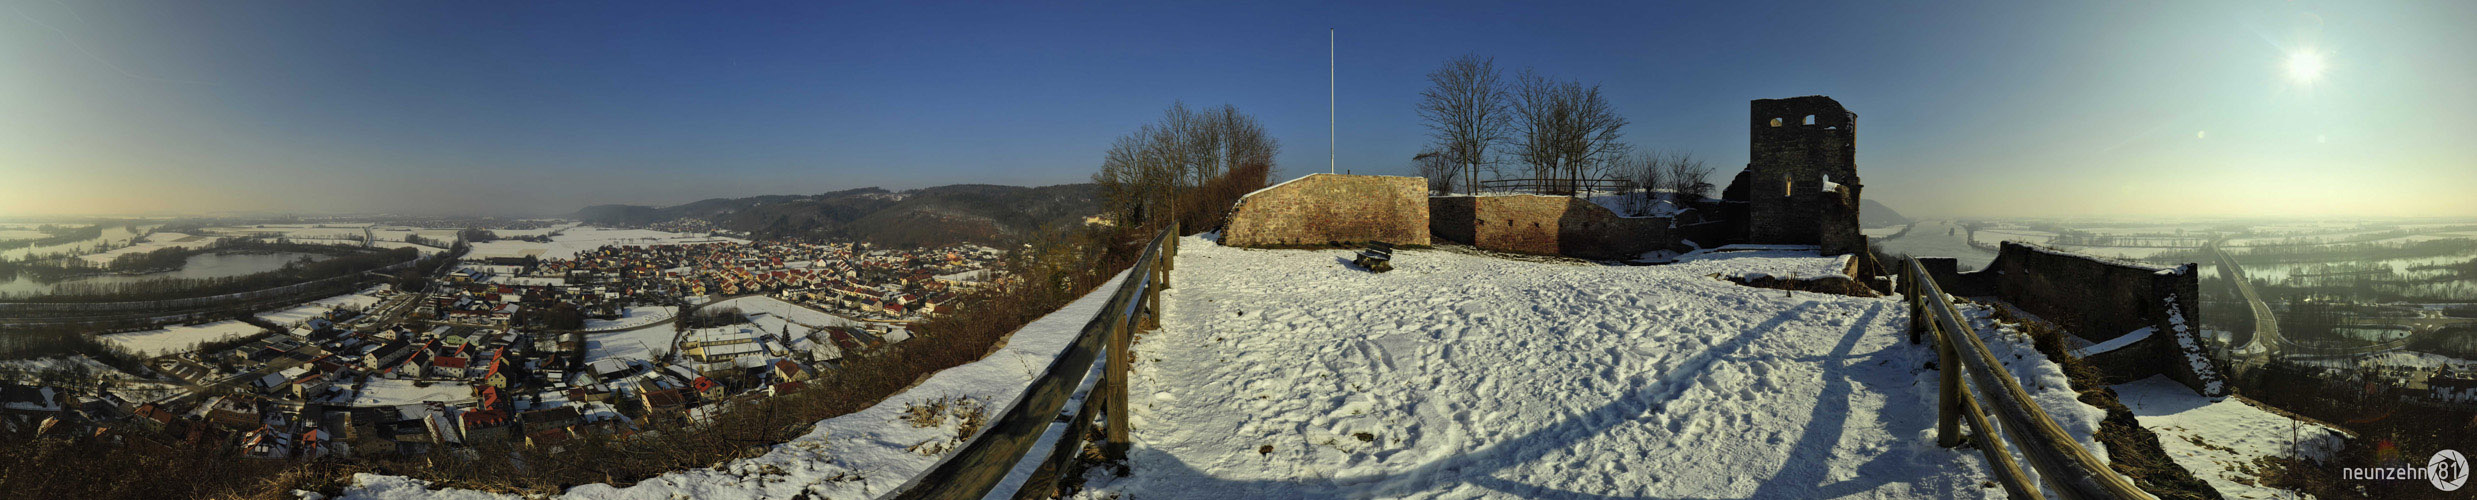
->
[[1877, 220, 1997, 271], [2046, 245, 2178, 260], [0, 224, 149, 261], [100, 320, 270, 356], [1969, 228, 2058, 246], [372, 241, 451, 256], [2112, 376, 2344, 499], [344, 378, 475, 407], [259, 286, 391, 327], [77, 232, 216, 264], [709, 296, 864, 330], [0, 355, 130, 382], [581, 323, 678, 365], [581, 306, 677, 332], [0, 228, 48, 241], [1067, 235, 2081, 499], [338, 269, 1134, 499], [466, 226, 741, 261]]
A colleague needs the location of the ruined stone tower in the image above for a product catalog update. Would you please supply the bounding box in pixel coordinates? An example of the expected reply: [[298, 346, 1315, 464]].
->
[[1732, 96, 1864, 255]]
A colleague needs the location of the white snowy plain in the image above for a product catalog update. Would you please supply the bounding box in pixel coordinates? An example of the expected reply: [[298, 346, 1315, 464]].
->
[[1070, 235, 2082, 499]]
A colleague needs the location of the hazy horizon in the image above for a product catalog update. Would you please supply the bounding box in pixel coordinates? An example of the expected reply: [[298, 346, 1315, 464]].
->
[[6, 1, 2474, 219]]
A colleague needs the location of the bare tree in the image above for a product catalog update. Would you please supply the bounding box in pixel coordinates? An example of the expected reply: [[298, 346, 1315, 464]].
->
[[1094, 102, 1280, 229], [1416, 55, 1511, 194], [1661, 151, 1715, 202], [1414, 149, 1454, 195], [1511, 70, 1628, 195], [1613, 151, 1664, 216]]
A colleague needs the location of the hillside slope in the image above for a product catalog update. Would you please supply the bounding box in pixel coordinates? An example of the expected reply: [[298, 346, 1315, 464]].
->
[[573, 184, 1098, 247], [1076, 239, 2105, 498], [1861, 199, 1909, 228]]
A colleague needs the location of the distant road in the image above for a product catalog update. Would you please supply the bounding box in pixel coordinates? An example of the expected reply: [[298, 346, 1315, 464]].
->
[[2213, 243, 2444, 359], [2212, 243, 2284, 358]]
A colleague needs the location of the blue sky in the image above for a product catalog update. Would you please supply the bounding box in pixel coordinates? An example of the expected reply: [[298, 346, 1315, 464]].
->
[[4, 0, 2472, 218]]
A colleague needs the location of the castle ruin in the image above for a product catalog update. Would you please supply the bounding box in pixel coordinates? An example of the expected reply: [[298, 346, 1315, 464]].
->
[[1723, 95, 1865, 256], [1226, 95, 1871, 260]]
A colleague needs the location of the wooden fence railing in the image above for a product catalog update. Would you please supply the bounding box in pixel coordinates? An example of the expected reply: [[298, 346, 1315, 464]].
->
[[887, 222, 1178, 499], [1902, 257, 2156, 500]]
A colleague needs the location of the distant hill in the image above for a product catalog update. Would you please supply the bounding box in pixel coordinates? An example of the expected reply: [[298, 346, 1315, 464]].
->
[[1860, 199, 1909, 228], [572, 184, 1099, 247]]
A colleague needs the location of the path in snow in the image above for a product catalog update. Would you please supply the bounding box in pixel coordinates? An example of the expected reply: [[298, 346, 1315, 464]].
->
[[1079, 236, 2035, 499]]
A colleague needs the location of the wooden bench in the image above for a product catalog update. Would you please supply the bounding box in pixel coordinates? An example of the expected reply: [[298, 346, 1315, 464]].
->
[[1352, 242, 1395, 273]]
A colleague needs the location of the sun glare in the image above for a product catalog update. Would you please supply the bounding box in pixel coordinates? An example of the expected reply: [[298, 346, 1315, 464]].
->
[[2284, 50, 2327, 84]]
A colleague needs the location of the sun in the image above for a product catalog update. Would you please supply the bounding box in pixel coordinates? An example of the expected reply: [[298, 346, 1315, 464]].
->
[[2285, 50, 2327, 84]]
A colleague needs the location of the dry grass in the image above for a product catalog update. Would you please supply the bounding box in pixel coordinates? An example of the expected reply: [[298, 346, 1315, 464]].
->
[[903, 397, 989, 456]]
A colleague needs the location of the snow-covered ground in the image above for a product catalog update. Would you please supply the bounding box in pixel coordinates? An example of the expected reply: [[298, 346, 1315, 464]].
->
[[1878, 220, 1997, 271], [77, 232, 217, 264], [1070, 235, 2082, 499], [2112, 376, 2345, 499], [0, 228, 49, 241], [371, 241, 451, 256], [581, 323, 678, 365], [99, 320, 270, 356], [936, 269, 989, 283], [1685, 246, 1854, 280], [336, 268, 1134, 499], [259, 286, 391, 327], [2046, 245, 2177, 260], [1970, 228, 2058, 246], [465, 226, 741, 261], [0, 355, 132, 382], [709, 296, 868, 331], [581, 306, 677, 332], [343, 378, 475, 407]]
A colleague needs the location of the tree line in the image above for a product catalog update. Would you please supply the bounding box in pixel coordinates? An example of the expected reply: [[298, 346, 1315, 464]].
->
[[1091, 101, 1279, 232], [1412, 54, 1714, 209], [2, 245, 419, 303], [0, 224, 107, 251]]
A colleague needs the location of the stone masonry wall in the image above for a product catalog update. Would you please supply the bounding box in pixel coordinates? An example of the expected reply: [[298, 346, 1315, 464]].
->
[[1957, 242, 2223, 395], [1428, 195, 1681, 260], [1222, 174, 1431, 247]]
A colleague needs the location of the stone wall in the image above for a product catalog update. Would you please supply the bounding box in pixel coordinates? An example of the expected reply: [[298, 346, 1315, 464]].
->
[[1955, 242, 2224, 395], [1428, 195, 1681, 260], [1737, 96, 1862, 252], [1222, 174, 1431, 247]]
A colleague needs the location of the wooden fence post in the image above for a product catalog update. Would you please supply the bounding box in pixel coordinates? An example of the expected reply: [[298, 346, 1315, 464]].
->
[[1905, 269, 1921, 345], [1934, 298, 1964, 448], [1104, 296, 1133, 461], [1142, 265, 1163, 331]]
